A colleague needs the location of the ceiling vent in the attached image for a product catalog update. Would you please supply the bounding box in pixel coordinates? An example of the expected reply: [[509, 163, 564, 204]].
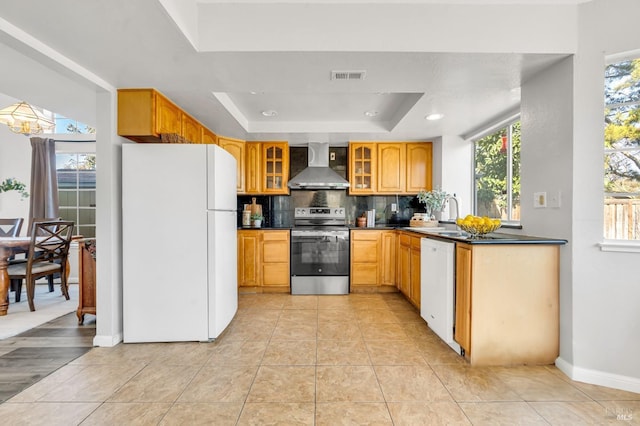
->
[[331, 70, 366, 81]]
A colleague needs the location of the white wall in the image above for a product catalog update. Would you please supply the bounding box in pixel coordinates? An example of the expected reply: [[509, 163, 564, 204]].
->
[[520, 56, 575, 365], [519, 0, 640, 393], [0, 94, 32, 229], [440, 134, 473, 219]]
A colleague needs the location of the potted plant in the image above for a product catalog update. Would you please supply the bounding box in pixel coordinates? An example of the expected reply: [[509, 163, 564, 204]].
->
[[250, 213, 263, 228], [417, 188, 450, 220], [0, 177, 29, 200]]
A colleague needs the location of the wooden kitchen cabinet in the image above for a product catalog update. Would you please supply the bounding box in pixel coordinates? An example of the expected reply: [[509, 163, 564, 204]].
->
[[351, 230, 397, 292], [181, 112, 202, 144], [409, 235, 421, 308], [201, 127, 217, 144], [397, 233, 411, 298], [237, 230, 260, 288], [380, 231, 396, 287], [454, 245, 472, 353], [218, 136, 246, 193], [377, 143, 406, 193], [349, 141, 432, 195], [244, 141, 289, 195], [245, 142, 263, 194], [261, 142, 289, 194], [453, 242, 560, 366], [351, 230, 381, 290], [396, 231, 422, 309], [117, 88, 213, 144], [349, 143, 376, 194], [406, 142, 433, 193], [237, 230, 290, 293], [261, 230, 290, 292]]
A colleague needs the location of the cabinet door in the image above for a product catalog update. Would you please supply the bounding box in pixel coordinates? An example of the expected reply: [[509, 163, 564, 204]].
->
[[398, 234, 411, 297], [218, 137, 246, 193], [377, 143, 406, 193], [238, 231, 260, 287], [201, 127, 217, 144], [406, 142, 433, 193], [454, 245, 472, 352], [380, 231, 396, 287], [349, 143, 376, 194], [262, 230, 290, 290], [262, 142, 289, 194], [155, 93, 181, 135], [245, 142, 263, 194], [350, 230, 380, 288], [181, 113, 202, 144], [409, 236, 422, 308]]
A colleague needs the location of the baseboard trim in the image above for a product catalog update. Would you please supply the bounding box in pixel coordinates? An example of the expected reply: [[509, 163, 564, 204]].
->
[[93, 332, 123, 347], [556, 356, 640, 394]]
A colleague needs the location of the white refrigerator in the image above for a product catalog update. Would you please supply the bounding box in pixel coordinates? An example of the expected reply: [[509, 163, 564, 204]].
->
[[122, 143, 238, 343]]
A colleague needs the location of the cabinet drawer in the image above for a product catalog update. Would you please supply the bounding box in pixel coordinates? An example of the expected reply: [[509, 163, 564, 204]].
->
[[352, 240, 378, 262], [399, 233, 411, 246], [263, 242, 289, 263], [352, 263, 378, 285], [263, 230, 290, 241], [263, 263, 290, 286]]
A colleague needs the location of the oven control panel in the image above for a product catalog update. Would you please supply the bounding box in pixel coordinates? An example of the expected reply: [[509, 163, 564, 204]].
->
[[295, 207, 345, 219]]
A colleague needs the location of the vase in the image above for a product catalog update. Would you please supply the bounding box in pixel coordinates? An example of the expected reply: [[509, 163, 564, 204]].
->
[[252, 219, 262, 228]]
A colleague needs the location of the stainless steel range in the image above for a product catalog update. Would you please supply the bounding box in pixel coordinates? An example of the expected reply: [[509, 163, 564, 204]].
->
[[290, 207, 350, 295]]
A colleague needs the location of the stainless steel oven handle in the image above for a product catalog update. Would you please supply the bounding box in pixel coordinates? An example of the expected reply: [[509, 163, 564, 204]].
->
[[291, 230, 349, 238]]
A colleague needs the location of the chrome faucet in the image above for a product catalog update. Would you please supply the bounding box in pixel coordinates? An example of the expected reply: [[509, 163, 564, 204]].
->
[[447, 194, 460, 222]]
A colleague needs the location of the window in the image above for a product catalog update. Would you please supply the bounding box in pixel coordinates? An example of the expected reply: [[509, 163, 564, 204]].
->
[[56, 153, 96, 238], [604, 58, 640, 240], [473, 121, 521, 223]]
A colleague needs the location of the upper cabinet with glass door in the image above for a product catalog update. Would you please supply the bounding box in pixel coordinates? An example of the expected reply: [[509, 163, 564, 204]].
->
[[261, 142, 289, 195], [349, 142, 377, 194]]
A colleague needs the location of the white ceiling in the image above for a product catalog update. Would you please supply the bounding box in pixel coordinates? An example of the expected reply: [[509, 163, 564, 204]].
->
[[0, 0, 586, 144]]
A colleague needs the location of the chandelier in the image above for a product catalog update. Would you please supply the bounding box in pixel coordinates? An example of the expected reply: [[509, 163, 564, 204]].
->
[[0, 101, 55, 136]]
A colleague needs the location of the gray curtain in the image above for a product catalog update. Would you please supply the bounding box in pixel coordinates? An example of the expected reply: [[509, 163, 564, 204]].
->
[[28, 137, 59, 231]]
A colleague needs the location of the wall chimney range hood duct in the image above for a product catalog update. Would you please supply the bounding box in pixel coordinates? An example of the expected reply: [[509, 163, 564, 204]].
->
[[288, 143, 350, 190]]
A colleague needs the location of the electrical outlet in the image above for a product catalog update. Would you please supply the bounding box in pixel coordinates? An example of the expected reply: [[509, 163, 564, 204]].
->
[[534, 192, 547, 208], [391, 203, 397, 212]]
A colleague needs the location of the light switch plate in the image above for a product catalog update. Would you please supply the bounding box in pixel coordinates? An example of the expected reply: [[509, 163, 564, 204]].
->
[[534, 192, 547, 208]]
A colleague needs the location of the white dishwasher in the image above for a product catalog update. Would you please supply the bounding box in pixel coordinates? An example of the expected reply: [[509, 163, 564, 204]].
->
[[420, 238, 461, 353]]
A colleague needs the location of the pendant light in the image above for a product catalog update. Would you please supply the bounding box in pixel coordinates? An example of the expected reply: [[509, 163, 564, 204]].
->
[[0, 101, 55, 136]]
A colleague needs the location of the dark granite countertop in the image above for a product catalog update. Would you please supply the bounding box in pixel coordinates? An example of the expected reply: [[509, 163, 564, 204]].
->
[[398, 228, 567, 245]]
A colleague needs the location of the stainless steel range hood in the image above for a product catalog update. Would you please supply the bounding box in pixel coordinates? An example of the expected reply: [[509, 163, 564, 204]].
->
[[288, 143, 350, 189]]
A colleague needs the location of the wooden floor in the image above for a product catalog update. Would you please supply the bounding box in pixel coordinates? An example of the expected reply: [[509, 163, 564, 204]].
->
[[0, 312, 95, 403], [0, 293, 638, 424]]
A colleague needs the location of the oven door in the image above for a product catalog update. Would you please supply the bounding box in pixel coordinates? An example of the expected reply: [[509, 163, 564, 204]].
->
[[290, 229, 350, 277]]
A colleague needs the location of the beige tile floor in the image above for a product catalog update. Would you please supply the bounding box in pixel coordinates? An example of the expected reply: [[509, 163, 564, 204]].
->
[[2, 292, 639, 425]]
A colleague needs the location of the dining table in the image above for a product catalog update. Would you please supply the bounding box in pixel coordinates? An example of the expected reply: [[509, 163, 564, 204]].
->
[[0, 236, 31, 316]]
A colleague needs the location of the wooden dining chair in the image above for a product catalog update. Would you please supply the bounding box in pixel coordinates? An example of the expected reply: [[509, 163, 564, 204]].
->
[[0, 218, 23, 237], [7, 221, 74, 312], [9, 217, 61, 302]]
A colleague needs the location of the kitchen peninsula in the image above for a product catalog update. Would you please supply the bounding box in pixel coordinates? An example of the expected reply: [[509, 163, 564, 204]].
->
[[358, 227, 566, 366]]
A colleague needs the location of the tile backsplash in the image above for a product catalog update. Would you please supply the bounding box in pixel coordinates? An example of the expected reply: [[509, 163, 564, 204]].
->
[[237, 191, 421, 227]]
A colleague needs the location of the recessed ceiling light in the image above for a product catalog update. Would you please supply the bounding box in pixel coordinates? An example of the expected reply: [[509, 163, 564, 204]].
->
[[261, 110, 278, 117], [364, 110, 379, 117], [249, 91, 258, 95], [425, 113, 444, 121]]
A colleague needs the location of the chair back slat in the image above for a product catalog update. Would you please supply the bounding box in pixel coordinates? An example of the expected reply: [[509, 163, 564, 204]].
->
[[27, 221, 74, 267], [0, 218, 24, 237]]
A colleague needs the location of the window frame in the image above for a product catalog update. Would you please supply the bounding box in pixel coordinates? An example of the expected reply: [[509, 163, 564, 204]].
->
[[55, 138, 96, 238], [471, 116, 521, 225], [602, 53, 640, 244]]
